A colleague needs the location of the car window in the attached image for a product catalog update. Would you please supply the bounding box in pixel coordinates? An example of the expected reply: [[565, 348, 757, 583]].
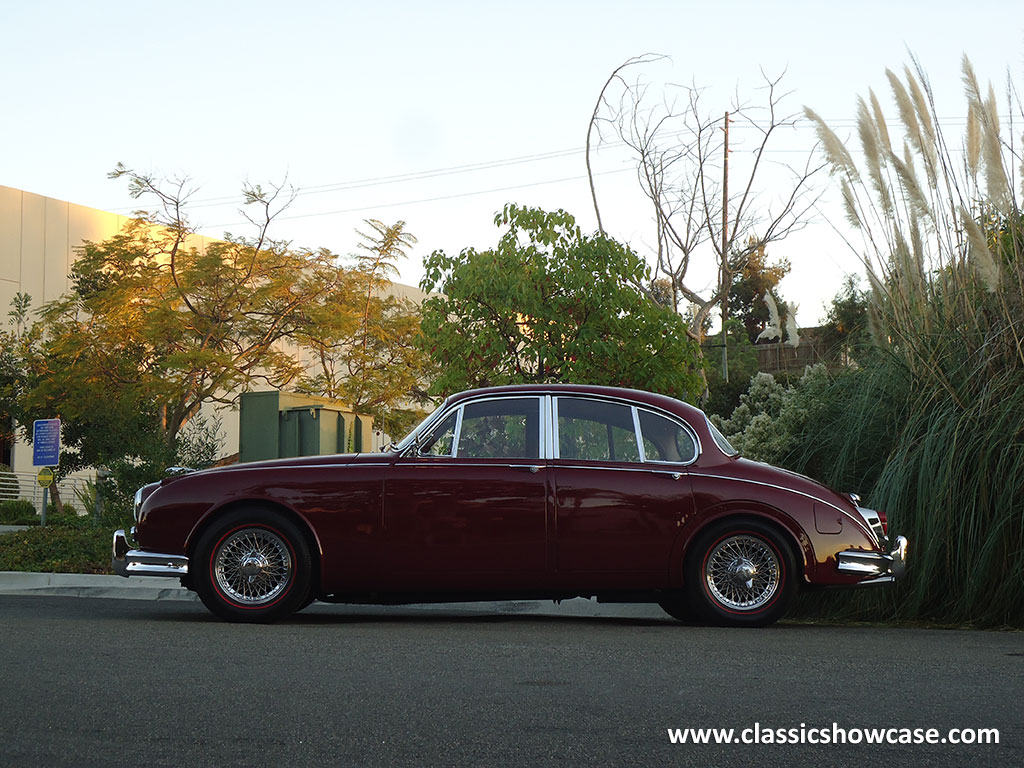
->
[[457, 398, 540, 459], [418, 411, 459, 456], [638, 410, 697, 464], [557, 398, 641, 462]]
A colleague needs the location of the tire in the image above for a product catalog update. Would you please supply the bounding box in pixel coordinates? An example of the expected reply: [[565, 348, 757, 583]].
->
[[685, 519, 797, 628], [194, 508, 313, 623]]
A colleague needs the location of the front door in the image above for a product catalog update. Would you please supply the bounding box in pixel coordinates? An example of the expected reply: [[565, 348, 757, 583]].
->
[[381, 396, 549, 590]]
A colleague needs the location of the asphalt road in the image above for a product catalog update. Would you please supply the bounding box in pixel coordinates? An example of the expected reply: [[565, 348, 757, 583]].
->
[[1, 596, 1021, 768]]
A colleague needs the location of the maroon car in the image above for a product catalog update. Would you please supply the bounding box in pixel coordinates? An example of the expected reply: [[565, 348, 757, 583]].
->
[[113, 384, 907, 626]]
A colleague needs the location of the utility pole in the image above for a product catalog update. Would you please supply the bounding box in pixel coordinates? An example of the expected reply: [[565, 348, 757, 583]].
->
[[721, 111, 730, 382]]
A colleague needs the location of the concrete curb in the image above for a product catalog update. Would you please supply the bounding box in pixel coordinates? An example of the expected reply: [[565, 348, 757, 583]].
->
[[0, 571, 196, 601], [0, 570, 669, 618]]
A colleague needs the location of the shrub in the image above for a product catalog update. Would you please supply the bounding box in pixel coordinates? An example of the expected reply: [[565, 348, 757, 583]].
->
[[0, 525, 112, 574], [0, 499, 38, 525]]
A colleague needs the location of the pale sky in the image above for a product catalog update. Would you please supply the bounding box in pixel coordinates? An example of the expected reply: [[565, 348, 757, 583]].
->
[[3, 0, 1022, 324]]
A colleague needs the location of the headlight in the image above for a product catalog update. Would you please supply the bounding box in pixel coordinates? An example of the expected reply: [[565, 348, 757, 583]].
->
[[134, 487, 144, 522]]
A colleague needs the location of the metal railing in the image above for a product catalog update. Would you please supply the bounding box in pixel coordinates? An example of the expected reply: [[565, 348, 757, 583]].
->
[[0, 471, 95, 515]]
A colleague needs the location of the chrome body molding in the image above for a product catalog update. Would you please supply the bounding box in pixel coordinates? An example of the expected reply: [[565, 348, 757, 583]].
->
[[112, 528, 189, 578], [837, 535, 908, 581]]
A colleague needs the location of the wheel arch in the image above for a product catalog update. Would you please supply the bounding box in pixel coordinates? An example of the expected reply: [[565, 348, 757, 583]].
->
[[675, 506, 811, 588], [184, 499, 323, 594]]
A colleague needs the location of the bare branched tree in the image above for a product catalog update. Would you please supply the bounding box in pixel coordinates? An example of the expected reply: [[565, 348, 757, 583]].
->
[[587, 58, 825, 351]]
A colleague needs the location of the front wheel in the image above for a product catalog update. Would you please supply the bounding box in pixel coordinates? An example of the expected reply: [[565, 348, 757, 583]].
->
[[194, 508, 313, 623], [685, 520, 797, 627]]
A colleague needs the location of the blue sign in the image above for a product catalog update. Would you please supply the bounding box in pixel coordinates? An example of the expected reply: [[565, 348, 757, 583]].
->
[[32, 419, 61, 467]]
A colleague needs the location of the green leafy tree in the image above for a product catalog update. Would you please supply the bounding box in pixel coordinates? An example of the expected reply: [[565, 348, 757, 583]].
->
[[297, 219, 432, 438], [821, 275, 872, 363], [419, 205, 703, 402]]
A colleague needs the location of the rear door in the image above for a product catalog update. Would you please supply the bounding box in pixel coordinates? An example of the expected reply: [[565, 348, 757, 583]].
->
[[551, 396, 697, 588]]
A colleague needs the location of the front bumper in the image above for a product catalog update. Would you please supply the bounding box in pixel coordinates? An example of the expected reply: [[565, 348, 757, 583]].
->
[[836, 535, 908, 584], [112, 528, 189, 578]]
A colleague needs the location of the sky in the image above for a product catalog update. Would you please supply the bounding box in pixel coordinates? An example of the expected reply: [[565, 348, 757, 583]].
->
[[2, 0, 1022, 325]]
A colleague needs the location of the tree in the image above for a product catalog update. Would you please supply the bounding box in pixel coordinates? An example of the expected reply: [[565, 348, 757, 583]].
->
[[297, 219, 432, 439], [419, 205, 704, 403], [13, 168, 358, 498], [586, 57, 823, 352], [821, 275, 871, 363], [728, 243, 790, 343]]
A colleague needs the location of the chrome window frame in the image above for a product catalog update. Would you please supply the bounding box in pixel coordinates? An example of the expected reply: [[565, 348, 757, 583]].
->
[[552, 395, 701, 466], [408, 394, 545, 461], [637, 407, 700, 465]]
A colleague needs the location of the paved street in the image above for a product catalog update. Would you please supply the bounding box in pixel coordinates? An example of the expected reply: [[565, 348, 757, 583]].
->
[[1, 595, 1021, 767]]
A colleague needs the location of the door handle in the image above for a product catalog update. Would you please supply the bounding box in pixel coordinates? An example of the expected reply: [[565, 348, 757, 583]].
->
[[511, 464, 542, 473]]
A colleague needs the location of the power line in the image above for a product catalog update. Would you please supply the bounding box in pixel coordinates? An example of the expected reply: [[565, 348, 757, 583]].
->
[[201, 168, 633, 230], [107, 114, 1010, 215]]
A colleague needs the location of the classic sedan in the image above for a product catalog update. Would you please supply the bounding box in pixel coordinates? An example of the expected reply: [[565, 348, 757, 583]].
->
[[113, 384, 907, 626]]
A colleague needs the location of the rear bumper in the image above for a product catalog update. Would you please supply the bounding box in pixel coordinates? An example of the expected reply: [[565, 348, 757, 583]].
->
[[836, 535, 908, 584], [112, 528, 189, 578]]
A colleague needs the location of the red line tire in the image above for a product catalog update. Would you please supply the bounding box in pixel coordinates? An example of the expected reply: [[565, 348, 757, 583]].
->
[[685, 519, 797, 628], [194, 508, 313, 623]]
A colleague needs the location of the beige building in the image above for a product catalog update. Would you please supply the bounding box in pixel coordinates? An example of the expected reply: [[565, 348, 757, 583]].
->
[[0, 184, 427, 479]]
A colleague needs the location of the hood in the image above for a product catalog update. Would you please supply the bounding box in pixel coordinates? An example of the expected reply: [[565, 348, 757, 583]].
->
[[158, 452, 394, 486]]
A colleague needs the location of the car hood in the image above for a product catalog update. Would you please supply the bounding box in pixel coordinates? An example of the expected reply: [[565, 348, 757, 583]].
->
[[157, 452, 394, 486]]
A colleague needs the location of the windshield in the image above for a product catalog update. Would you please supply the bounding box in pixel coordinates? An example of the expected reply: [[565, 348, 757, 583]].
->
[[706, 417, 739, 457]]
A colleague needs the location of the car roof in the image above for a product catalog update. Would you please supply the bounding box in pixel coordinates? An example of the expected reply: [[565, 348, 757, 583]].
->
[[446, 384, 706, 421]]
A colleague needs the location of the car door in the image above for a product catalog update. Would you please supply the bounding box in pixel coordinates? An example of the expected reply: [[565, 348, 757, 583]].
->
[[551, 396, 697, 588], [381, 395, 550, 590]]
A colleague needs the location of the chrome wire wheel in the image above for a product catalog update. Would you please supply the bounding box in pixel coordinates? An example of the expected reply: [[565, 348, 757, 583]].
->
[[704, 534, 781, 612], [213, 527, 293, 606]]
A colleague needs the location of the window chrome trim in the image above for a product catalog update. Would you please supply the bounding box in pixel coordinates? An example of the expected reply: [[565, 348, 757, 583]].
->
[[450, 406, 465, 458], [631, 406, 646, 462], [411, 394, 545, 461]]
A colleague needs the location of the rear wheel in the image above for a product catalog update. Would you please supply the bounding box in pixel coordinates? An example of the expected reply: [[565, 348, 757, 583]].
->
[[194, 508, 312, 623], [685, 520, 797, 627]]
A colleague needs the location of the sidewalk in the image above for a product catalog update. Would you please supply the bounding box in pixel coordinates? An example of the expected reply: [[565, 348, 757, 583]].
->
[[0, 570, 667, 618]]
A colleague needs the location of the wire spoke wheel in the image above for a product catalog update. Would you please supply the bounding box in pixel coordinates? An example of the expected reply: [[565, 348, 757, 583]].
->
[[704, 534, 780, 612], [214, 528, 293, 606]]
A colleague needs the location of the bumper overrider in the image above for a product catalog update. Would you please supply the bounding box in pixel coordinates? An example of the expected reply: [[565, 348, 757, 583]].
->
[[836, 535, 909, 584], [112, 528, 189, 578]]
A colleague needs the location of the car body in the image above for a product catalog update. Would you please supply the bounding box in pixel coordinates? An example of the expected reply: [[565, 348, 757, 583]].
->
[[113, 384, 907, 625]]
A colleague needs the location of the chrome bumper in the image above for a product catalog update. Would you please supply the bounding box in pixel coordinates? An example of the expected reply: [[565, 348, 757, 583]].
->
[[836, 535, 908, 584], [112, 528, 189, 578]]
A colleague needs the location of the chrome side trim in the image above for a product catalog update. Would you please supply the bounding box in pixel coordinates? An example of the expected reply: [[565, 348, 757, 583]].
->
[[112, 529, 189, 578]]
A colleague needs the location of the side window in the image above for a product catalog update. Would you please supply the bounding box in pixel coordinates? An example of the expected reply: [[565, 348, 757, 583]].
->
[[418, 411, 458, 456], [557, 398, 641, 462], [457, 398, 540, 459], [638, 410, 697, 464]]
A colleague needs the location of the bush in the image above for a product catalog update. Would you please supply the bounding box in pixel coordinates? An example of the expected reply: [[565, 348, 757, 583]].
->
[[0, 525, 112, 574], [0, 499, 38, 525]]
